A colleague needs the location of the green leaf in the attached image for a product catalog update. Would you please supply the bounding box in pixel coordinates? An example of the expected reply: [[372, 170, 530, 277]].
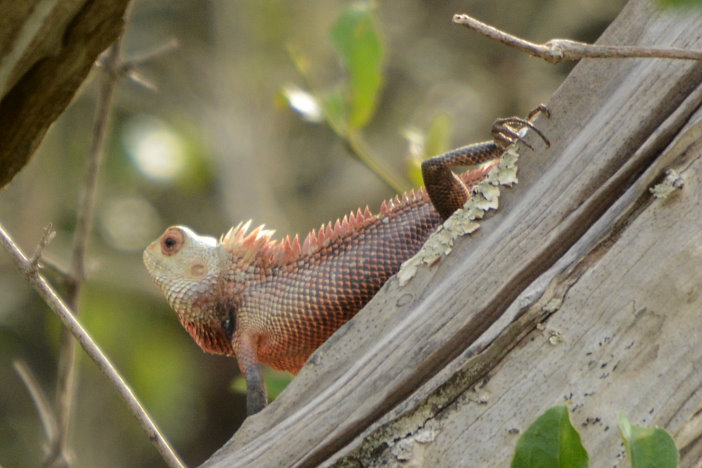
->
[[330, 3, 384, 130], [511, 405, 589, 468], [618, 413, 679, 468], [322, 87, 349, 136]]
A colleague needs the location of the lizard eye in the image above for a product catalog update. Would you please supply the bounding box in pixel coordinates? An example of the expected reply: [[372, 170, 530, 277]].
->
[[160, 227, 185, 256]]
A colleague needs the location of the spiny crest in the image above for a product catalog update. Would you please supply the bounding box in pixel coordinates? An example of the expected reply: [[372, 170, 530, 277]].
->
[[379, 188, 423, 216], [220, 188, 429, 267], [298, 205, 375, 259], [219, 205, 378, 267], [221, 220, 279, 265], [296, 188, 427, 256]]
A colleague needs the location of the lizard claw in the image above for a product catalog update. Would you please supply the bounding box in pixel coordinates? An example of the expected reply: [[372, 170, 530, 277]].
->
[[491, 104, 550, 150], [527, 103, 550, 121]]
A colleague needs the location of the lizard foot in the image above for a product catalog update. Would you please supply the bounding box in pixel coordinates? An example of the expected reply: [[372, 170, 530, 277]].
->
[[492, 104, 550, 150]]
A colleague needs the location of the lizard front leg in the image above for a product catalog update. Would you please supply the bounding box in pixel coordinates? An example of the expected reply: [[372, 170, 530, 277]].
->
[[422, 142, 503, 219], [422, 106, 549, 220], [234, 332, 268, 415]]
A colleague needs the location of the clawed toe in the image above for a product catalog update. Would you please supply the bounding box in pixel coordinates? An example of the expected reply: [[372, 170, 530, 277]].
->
[[491, 105, 550, 149]]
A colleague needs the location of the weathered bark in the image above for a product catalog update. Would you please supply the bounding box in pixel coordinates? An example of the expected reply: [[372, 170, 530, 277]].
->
[[0, 0, 131, 189], [205, 0, 702, 466]]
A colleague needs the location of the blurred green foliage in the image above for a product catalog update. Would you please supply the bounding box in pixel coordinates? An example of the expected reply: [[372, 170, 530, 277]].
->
[[404, 113, 454, 186], [657, 0, 702, 7], [329, 3, 384, 131], [231, 368, 292, 402], [0, 0, 625, 466], [285, 2, 408, 192]]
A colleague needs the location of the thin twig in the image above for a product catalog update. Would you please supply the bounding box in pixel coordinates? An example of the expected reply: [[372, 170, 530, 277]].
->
[[121, 37, 180, 68], [52, 42, 122, 468], [28, 224, 56, 272], [34, 254, 71, 283], [0, 223, 186, 468], [346, 131, 410, 194], [69, 43, 120, 290], [122, 68, 159, 91], [13, 360, 60, 458], [452, 13, 702, 63], [103, 38, 180, 91]]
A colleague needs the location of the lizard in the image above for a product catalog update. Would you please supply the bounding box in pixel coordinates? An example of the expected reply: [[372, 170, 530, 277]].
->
[[143, 106, 549, 415]]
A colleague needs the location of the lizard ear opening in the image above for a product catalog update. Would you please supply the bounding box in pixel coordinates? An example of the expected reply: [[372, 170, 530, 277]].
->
[[160, 227, 185, 256]]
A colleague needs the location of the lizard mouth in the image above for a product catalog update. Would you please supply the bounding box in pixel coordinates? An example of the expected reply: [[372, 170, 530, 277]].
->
[[142, 241, 162, 275], [142, 240, 174, 292]]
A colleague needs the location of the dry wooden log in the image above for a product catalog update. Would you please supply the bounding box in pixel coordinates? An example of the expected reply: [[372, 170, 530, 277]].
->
[[0, 0, 130, 189], [204, 0, 702, 466], [332, 87, 702, 468]]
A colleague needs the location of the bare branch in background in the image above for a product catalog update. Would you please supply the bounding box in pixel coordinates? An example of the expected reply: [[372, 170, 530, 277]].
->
[[28, 224, 56, 272], [452, 13, 702, 63], [51, 42, 122, 468], [13, 360, 60, 462], [0, 224, 186, 468], [96, 38, 180, 91], [48, 33, 181, 466]]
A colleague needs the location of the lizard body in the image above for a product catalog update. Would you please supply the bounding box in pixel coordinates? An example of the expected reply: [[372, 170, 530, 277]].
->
[[143, 110, 548, 414]]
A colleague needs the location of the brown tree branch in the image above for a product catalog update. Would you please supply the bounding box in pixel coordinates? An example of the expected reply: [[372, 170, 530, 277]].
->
[[452, 13, 702, 63], [50, 42, 122, 468], [0, 223, 186, 468]]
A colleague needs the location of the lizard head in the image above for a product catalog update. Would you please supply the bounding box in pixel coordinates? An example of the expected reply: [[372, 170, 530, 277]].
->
[[143, 226, 225, 323], [144, 226, 238, 355]]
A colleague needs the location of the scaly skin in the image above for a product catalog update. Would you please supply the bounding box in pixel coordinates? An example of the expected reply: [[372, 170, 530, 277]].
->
[[143, 110, 548, 415]]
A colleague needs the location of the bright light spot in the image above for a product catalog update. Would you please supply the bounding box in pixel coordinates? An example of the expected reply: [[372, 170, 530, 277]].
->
[[282, 84, 323, 122], [100, 196, 161, 251], [123, 115, 187, 181], [401, 126, 425, 159]]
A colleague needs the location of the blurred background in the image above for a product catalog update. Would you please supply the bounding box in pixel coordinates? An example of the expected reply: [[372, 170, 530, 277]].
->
[[0, 0, 625, 466]]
